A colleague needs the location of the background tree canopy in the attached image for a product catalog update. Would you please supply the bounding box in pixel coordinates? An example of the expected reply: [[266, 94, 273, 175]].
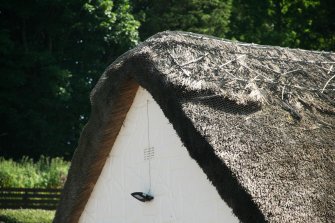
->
[[228, 0, 335, 50], [132, 0, 233, 39], [0, 0, 139, 159], [0, 0, 334, 160]]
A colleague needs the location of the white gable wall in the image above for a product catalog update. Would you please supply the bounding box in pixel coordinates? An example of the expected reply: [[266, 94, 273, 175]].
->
[[79, 87, 238, 223]]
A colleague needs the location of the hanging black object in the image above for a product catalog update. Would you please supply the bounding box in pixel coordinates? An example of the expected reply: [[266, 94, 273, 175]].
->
[[131, 192, 154, 202]]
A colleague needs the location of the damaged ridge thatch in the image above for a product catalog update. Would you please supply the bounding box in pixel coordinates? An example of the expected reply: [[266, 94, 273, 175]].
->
[[54, 31, 335, 223]]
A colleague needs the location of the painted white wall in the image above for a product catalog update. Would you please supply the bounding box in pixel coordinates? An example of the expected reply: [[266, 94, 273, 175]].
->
[[79, 87, 239, 223]]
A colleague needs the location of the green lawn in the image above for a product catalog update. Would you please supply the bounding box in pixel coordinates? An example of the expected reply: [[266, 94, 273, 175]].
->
[[0, 209, 54, 223]]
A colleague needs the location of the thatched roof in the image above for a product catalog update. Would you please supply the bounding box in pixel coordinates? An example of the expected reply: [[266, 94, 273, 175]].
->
[[54, 31, 335, 223]]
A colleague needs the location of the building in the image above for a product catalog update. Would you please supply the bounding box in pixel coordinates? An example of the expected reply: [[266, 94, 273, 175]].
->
[[54, 31, 335, 223]]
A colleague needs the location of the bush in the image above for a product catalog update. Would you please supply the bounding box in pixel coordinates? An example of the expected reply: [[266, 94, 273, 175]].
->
[[0, 156, 70, 189], [0, 209, 54, 223]]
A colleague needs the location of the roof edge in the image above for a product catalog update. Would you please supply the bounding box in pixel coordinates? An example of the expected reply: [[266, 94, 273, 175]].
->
[[54, 76, 139, 223]]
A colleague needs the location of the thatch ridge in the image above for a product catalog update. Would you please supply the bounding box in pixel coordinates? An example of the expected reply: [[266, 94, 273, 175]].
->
[[54, 31, 335, 223]]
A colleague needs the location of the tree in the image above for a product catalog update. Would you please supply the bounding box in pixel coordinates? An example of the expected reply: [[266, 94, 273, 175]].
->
[[0, 0, 139, 159], [307, 0, 335, 50], [228, 0, 335, 51], [132, 0, 233, 40]]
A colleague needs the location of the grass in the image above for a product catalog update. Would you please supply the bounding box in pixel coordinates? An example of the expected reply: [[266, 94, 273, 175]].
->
[[0, 209, 54, 223], [0, 156, 67, 222], [0, 156, 70, 189]]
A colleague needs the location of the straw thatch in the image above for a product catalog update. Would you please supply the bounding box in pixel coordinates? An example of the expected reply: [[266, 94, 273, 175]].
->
[[54, 31, 335, 223]]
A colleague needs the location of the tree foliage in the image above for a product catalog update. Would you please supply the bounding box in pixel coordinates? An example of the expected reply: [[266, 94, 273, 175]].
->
[[228, 0, 335, 50], [133, 0, 334, 50], [133, 0, 233, 39], [0, 0, 139, 159]]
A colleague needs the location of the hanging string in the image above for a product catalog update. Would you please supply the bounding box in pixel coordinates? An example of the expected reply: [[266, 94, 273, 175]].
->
[[146, 99, 151, 148], [146, 99, 152, 193]]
